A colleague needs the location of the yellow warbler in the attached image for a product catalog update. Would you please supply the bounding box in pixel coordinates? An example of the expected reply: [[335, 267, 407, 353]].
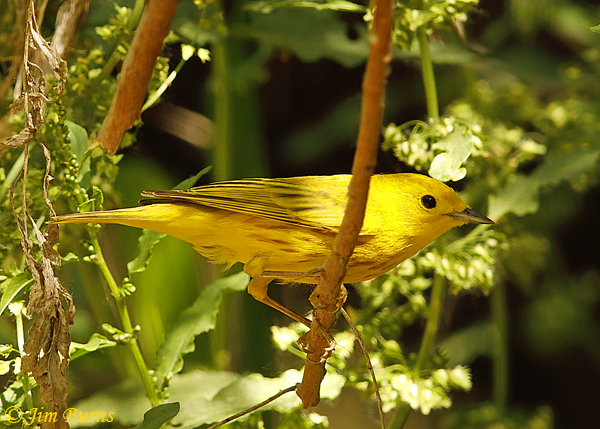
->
[[52, 173, 493, 325]]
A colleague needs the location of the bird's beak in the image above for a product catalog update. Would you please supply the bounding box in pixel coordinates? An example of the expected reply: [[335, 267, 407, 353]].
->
[[450, 207, 494, 225]]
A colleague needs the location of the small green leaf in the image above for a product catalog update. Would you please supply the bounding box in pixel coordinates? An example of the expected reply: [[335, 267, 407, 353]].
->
[[65, 120, 89, 165], [439, 321, 494, 366], [69, 333, 117, 360], [79, 185, 104, 213], [0, 273, 34, 316], [429, 129, 475, 182], [127, 167, 212, 276], [154, 272, 250, 388], [173, 166, 212, 190], [127, 230, 166, 275], [61, 252, 80, 263], [132, 403, 180, 429], [0, 359, 13, 376]]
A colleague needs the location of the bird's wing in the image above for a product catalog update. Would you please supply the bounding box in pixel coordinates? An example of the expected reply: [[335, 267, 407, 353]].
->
[[140, 176, 358, 232]]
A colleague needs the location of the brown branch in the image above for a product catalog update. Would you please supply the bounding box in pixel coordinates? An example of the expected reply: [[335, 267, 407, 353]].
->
[[296, 0, 394, 408], [97, 0, 180, 154]]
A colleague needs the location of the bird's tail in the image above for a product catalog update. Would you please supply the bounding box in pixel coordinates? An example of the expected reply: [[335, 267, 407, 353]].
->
[[50, 206, 155, 226]]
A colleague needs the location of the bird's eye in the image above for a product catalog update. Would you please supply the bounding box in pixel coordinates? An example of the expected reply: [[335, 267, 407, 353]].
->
[[420, 195, 437, 209]]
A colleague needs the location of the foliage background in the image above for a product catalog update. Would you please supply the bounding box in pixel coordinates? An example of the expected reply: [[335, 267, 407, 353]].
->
[[2, 0, 600, 428]]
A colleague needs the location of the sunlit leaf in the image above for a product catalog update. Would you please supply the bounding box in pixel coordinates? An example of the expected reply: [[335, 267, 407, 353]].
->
[[429, 129, 475, 182], [0, 273, 34, 316], [69, 333, 117, 360], [154, 272, 249, 388], [70, 369, 308, 427]]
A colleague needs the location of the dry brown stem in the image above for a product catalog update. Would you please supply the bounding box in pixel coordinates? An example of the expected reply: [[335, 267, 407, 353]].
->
[[296, 0, 393, 408], [5, 3, 74, 427], [52, 0, 89, 59], [97, 0, 180, 154]]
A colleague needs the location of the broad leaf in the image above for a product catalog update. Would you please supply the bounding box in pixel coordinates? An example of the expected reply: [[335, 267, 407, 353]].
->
[[154, 272, 250, 388], [70, 369, 343, 428], [489, 147, 600, 219]]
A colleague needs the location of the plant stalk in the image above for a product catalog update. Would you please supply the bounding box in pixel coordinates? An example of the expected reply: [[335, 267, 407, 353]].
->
[[389, 273, 446, 429], [15, 305, 34, 411], [89, 232, 161, 406], [491, 281, 509, 413], [417, 27, 439, 122]]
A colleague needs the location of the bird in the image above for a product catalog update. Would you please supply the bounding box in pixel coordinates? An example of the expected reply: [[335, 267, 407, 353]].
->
[[51, 173, 493, 326]]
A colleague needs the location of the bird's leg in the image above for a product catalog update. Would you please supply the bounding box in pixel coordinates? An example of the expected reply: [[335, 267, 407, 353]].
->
[[245, 257, 312, 328]]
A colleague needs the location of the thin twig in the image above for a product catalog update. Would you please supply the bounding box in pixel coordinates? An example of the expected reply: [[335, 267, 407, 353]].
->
[[206, 384, 299, 429], [296, 0, 393, 408], [341, 307, 385, 429]]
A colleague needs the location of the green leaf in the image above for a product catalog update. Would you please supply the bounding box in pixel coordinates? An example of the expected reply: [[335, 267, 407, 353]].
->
[[250, 9, 370, 67], [65, 120, 93, 184], [429, 128, 476, 182], [488, 175, 539, 220], [154, 272, 250, 388], [170, 370, 302, 428], [439, 321, 494, 366], [173, 166, 212, 191], [61, 252, 80, 263], [79, 185, 104, 213], [126, 167, 211, 275], [69, 333, 117, 360], [126, 230, 167, 275], [0, 273, 34, 316], [132, 403, 180, 429], [70, 369, 303, 427], [489, 147, 600, 219], [65, 120, 89, 165]]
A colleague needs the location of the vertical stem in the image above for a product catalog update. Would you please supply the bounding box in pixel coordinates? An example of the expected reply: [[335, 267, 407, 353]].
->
[[491, 281, 509, 413], [389, 273, 446, 429], [0, 145, 28, 201], [89, 233, 161, 407], [414, 273, 446, 373], [205, 39, 230, 366], [389, 403, 411, 429], [416, 27, 439, 122], [209, 32, 271, 373], [15, 305, 34, 411], [211, 41, 233, 182]]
